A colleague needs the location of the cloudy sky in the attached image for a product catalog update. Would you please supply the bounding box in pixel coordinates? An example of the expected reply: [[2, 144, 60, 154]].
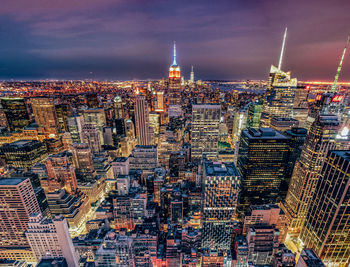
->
[[0, 0, 349, 81]]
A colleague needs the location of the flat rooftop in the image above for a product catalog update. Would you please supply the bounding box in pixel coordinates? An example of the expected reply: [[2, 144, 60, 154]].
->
[[204, 161, 240, 177], [243, 128, 290, 140], [0, 177, 27, 186]]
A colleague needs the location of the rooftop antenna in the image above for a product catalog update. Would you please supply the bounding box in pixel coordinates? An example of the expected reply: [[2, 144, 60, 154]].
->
[[331, 36, 349, 93], [172, 41, 177, 66], [278, 27, 288, 70]]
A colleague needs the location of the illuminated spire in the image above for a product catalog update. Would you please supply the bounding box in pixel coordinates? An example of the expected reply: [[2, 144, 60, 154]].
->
[[172, 41, 177, 66], [190, 65, 194, 83], [278, 27, 287, 70], [331, 36, 349, 93]]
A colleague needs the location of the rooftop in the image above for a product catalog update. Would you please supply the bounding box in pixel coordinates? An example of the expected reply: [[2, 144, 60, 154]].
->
[[0, 177, 27, 186], [243, 128, 290, 140], [204, 161, 240, 177]]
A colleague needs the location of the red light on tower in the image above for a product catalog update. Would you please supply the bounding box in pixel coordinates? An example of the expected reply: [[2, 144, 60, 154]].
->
[[305, 85, 311, 90]]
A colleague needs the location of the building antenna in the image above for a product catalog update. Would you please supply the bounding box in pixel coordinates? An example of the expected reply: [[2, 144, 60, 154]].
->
[[331, 36, 349, 93], [278, 27, 288, 70], [173, 41, 177, 66]]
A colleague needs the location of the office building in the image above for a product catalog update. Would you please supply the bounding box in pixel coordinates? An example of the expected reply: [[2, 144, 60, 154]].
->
[[246, 225, 280, 266], [260, 66, 297, 127], [67, 115, 84, 143], [270, 117, 299, 132], [243, 204, 288, 243], [71, 143, 96, 182], [281, 115, 340, 236], [201, 160, 240, 250], [168, 43, 182, 111], [0, 177, 40, 263], [247, 100, 263, 129], [191, 104, 221, 160], [26, 213, 79, 267], [299, 150, 350, 266], [237, 128, 290, 210], [129, 145, 158, 171], [46, 189, 90, 237], [0, 140, 48, 168], [45, 152, 78, 194], [31, 97, 60, 137], [81, 124, 102, 154], [284, 127, 308, 181], [135, 93, 152, 146], [114, 96, 124, 119], [0, 97, 30, 131]]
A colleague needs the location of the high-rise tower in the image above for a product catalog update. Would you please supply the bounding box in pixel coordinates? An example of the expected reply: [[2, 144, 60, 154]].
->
[[168, 42, 182, 117], [281, 115, 341, 237], [299, 150, 350, 267], [260, 28, 297, 127], [135, 93, 152, 146]]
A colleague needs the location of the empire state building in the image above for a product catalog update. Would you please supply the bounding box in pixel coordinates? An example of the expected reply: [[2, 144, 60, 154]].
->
[[168, 42, 182, 117]]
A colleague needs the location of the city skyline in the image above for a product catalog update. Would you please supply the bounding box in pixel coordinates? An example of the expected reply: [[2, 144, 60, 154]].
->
[[0, 0, 349, 81]]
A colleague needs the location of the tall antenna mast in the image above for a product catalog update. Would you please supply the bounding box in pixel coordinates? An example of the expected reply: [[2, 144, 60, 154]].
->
[[172, 41, 177, 66], [331, 36, 349, 93], [278, 27, 288, 70]]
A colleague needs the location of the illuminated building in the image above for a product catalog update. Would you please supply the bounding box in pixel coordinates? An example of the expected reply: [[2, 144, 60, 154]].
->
[[71, 143, 96, 182], [95, 231, 135, 267], [237, 128, 290, 211], [26, 213, 79, 267], [190, 65, 195, 84], [281, 115, 341, 237], [46, 189, 91, 237], [114, 96, 124, 119], [81, 124, 102, 154], [112, 157, 130, 178], [135, 93, 153, 146], [270, 117, 299, 132], [129, 145, 158, 171], [0, 97, 30, 131], [299, 150, 350, 267], [55, 103, 71, 132], [191, 104, 221, 161], [232, 235, 249, 267], [296, 249, 325, 267], [31, 97, 60, 137], [67, 115, 84, 143], [260, 66, 297, 127], [45, 152, 78, 194], [247, 100, 263, 129], [246, 225, 280, 265], [201, 160, 240, 251], [243, 204, 288, 243], [83, 108, 106, 144], [168, 42, 182, 107], [113, 195, 134, 230], [132, 223, 158, 266], [284, 127, 308, 181], [0, 177, 40, 263], [149, 112, 160, 137], [0, 140, 48, 168], [155, 91, 165, 112], [232, 108, 248, 150]]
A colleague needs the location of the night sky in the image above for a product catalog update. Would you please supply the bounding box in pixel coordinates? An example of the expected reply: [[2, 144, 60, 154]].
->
[[0, 0, 349, 81]]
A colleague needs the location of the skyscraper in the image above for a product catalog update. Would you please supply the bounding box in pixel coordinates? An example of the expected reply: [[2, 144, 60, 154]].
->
[[168, 42, 183, 118], [0, 97, 30, 131], [281, 115, 341, 237], [191, 104, 221, 161], [114, 96, 124, 119], [135, 93, 152, 146], [0, 177, 40, 262], [31, 97, 60, 137], [81, 123, 102, 154], [260, 29, 297, 127], [201, 160, 240, 250], [26, 213, 79, 267], [247, 100, 263, 129], [237, 128, 290, 210], [45, 152, 78, 194], [299, 150, 350, 267], [71, 143, 96, 182]]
